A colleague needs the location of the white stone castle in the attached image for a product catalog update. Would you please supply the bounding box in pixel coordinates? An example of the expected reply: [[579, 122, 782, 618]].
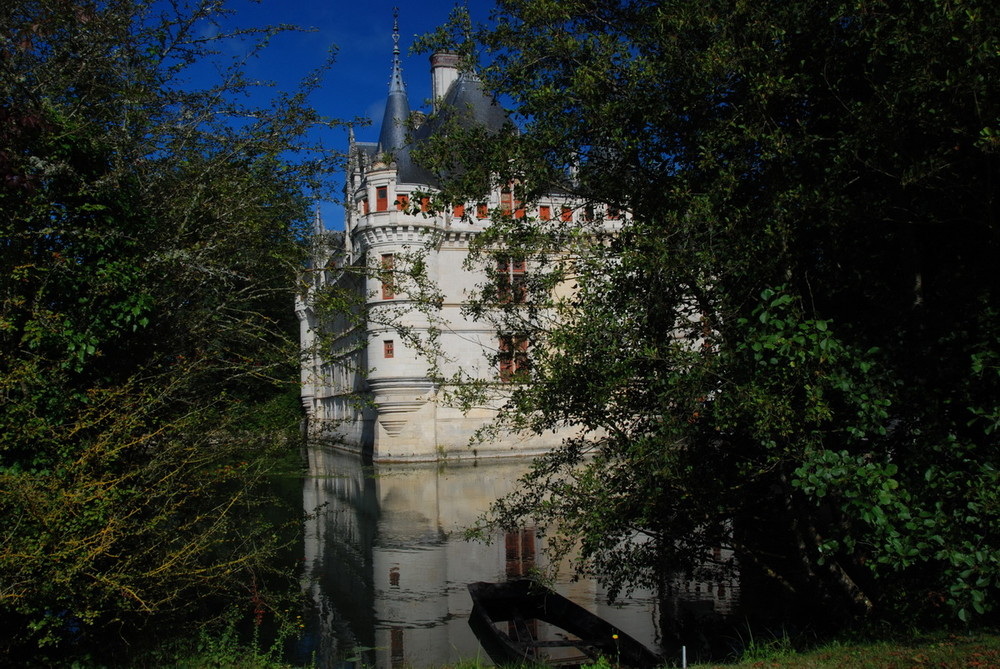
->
[[297, 16, 587, 462]]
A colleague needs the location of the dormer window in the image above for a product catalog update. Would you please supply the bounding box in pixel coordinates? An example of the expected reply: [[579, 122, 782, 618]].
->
[[376, 186, 388, 212], [500, 187, 524, 219]]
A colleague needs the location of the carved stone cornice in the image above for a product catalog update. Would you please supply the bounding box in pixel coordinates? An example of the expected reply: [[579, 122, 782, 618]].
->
[[353, 221, 441, 247]]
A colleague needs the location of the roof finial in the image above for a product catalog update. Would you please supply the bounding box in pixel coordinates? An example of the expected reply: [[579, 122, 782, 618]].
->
[[392, 7, 400, 54], [388, 7, 405, 94]]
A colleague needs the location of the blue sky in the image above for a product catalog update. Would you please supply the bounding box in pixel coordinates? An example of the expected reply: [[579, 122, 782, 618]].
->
[[196, 0, 497, 230]]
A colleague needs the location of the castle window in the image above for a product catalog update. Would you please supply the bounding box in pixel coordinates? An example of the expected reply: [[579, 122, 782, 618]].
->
[[453, 203, 465, 218], [539, 205, 551, 221], [421, 196, 430, 213], [383, 340, 394, 358], [363, 199, 370, 215], [497, 257, 526, 304], [607, 205, 620, 220], [376, 186, 388, 212], [500, 187, 524, 219], [395, 194, 409, 211], [499, 335, 529, 382], [561, 206, 573, 222], [476, 203, 489, 219], [381, 253, 395, 299]]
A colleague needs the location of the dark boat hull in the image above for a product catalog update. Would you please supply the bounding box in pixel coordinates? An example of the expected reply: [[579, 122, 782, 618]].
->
[[467, 580, 662, 668]]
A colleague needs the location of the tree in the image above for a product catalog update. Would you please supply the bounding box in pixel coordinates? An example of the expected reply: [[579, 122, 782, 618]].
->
[[0, 0, 335, 661], [420, 0, 1000, 627]]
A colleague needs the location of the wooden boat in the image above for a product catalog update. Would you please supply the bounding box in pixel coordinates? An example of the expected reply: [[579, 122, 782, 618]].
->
[[467, 580, 662, 668]]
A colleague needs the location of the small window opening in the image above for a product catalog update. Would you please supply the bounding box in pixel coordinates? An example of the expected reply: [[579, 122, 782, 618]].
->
[[381, 253, 395, 299]]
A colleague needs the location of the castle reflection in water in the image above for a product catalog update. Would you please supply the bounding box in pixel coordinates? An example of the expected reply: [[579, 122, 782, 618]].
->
[[298, 445, 738, 668]]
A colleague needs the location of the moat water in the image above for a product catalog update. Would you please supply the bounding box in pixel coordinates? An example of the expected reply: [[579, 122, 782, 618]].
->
[[287, 445, 746, 668]]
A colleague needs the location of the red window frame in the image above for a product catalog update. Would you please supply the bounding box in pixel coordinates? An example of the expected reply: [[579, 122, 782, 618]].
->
[[500, 188, 513, 214], [395, 194, 409, 211], [498, 335, 529, 382], [383, 340, 394, 358], [539, 205, 551, 221], [453, 203, 465, 218], [497, 257, 526, 304], [376, 186, 388, 212], [500, 187, 524, 219]]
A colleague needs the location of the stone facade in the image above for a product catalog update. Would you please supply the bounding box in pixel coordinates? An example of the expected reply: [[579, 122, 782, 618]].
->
[[297, 20, 580, 462]]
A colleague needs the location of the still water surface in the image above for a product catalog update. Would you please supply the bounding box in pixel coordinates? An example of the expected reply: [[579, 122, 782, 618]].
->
[[292, 445, 740, 668]]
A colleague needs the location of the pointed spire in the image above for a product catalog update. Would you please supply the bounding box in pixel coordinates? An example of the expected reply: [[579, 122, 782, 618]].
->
[[378, 7, 411, 159], [313, 206, 324, 236], [388, 7, 405, 94]]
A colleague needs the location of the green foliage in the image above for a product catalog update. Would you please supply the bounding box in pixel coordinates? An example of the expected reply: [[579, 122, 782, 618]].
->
[[422, 0, 1000, 628], [737, 629, 795, 664], [137, 606, 302, 668], [0, 0, 332, 662]]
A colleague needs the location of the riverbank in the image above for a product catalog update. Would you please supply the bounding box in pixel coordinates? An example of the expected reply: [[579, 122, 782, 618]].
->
[[689, 631, 1000, 668], [161, 630, 1000, 668]]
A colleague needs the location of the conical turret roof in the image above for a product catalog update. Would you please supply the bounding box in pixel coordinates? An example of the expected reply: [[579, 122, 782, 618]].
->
[[369, 11, 510, 188], [375, 11, 435, 186]]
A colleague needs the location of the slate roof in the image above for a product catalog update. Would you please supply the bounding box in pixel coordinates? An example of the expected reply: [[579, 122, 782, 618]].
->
[[371, 19, 510, 189]]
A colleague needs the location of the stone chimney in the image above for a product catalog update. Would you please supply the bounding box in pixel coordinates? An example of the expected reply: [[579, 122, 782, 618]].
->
[[430, 52, 460, 112]]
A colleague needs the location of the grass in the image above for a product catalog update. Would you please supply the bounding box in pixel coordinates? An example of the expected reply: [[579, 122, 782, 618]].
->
[[688, 631, 1000, 668], [126, 629, 1000, 668]]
